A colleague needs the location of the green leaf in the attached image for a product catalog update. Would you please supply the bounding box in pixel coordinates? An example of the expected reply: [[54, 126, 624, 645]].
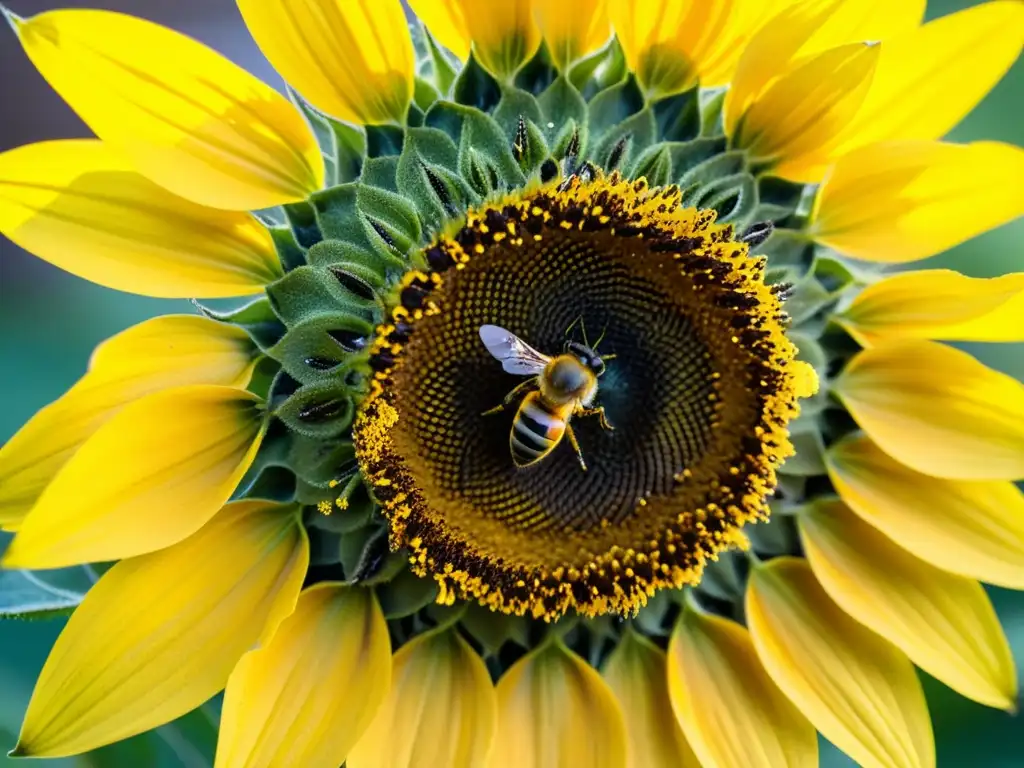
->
[[423, 25, 459, 96], [0, 568, 93, 620], [424, 101, 527, 193], [376, 568, 440, 619], [453, 52, 501, 113], [266, 265, 376, 327], [396, 127, 471, 234], [653, 88, 700, 142], [459, 602, 530, 655], [630, 144, 673, 187], [268, 312, 373, 385]]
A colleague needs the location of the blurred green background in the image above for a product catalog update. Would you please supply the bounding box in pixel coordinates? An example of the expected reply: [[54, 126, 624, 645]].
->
[[0, 0, 1020, 765]]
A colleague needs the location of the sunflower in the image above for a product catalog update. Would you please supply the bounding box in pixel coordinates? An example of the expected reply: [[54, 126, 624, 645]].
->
[[0, 0, 1022, 765]]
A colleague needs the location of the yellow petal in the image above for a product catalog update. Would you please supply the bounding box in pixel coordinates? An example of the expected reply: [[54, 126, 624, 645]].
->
[[724, 0, 925, 136], [603, 630, 700, 768], [489, 641, 627, 768], [839, 269, 1024, 345], [534, 0, 610, 71], [738, 42, 880, 182], [811, 141, 1024, 263], [834, 340, 1024, 480], [0, 315, 256, 531], [238, 0, 414, 126], [215, 584, 391, 768], [698, 0, 789, 88], [799, 498, 1018, 711], [10, 9, 324, 210], [609, 0, 736, 97], [747, 557, 936, 768], [408, 0, 471, 61], [460, 0, 541, 80], [348, 627, 496, 768], [13, 501, 308, 758], [0, 140, 282, 296], [724, 0, 843, 137], [3, 386, 266, 569], [666, 604, 817, 768], [832, 1, 1024, 153], [827, 433, 1024, 589]]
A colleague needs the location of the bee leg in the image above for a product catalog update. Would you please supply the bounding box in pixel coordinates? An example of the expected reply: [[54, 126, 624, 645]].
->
[[578, 406, 615, 431], [481, 378, 536, 416], [565, 423, 587, 472]]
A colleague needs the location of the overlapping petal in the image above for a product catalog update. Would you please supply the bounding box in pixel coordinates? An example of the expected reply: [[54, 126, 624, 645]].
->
[[666, 604, 817, 768], [0, 316, 256, 531], [408, 0, 471, 61], [534, 0, 610, 71], [838, 269, 1024, 345], [827, 433, 1024, 589], [834, 341, 1024, 480], [800, 499, 1017, 710], [214, 584, 391, 768], [3, 386, 266, 569], [8, 8, 324, 210], [238, 0, 414, 125], [12, 501, 307, 758], [489, 641, 626, 768], [603, 630, 700, 768], [747, 557, 935, 768], [348, 627, 496, 768], [609, 0, 735, 97], [412, 0, 540, 80], [812, 141, 1024, 263], [0, 140, 282, 296], [831, 1, 1024, 153], [737, 42, 880, 182]]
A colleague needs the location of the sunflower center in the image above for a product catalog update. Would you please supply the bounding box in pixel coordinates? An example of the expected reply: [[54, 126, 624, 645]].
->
[[355, 173, 814, 620]]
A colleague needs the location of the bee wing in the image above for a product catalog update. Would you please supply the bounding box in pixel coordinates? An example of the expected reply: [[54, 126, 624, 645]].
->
[[479, 325, 550, 376]]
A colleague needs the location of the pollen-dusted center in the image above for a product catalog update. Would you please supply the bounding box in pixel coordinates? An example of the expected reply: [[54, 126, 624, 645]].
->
[[355, 174, 815, 620]]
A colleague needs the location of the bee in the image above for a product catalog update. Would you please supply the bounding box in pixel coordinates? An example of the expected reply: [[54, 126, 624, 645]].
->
[[479, 323, 615, 471]]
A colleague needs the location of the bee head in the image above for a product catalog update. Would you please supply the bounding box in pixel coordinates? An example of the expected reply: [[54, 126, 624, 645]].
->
[[567, 341, 607, 377]]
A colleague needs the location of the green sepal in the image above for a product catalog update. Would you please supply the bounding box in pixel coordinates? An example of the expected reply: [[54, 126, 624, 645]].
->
[[424, 101, 527, 193], [492, 86, 545, 150], [746, 514, 801, 558], [780, 422, 828, 477], [759, 229, 815, 276], [538, 76, 589, 154], [684, 172, 758, 227], [245, 355, 281, 401], [459, 602, 530, 655], [630, 144, 673, 187], [308, 526, 343, 566], [516, 118, 550, 176], [678, 150, 747, 188], [693, 550, 746, 604], [361, 155, 400, 192], [267, 225, 306, 272], [268, 312, 373, 385], [785, 269, 836, 327], [338, 522, 387, 580], [377, 567, 441, 619], [423, 25, 459, 96], [282, 201, 323, 250], [287, 85, 366, 185], [275, 379, 355, 439], [813, 255, 858, 293], [0, 567, 95, 620], [231, 422, 296, 502], [414, 76, 442, 113], [789, 331, 829, 377], [305, 487, 376, 534], [365, 124, 405, 158], [397, 127, 473, 234], [307, 242, 389, 293], [699, 88, 727, 137], [587, 79, 655, 169], [756, 176, 806, 223], [266, 265, 376, 327], [514, 42, 557, 96], [631, 591, 673, 637], [577, 36, 628, 100], [653, 88, 701, 142], [453, 52, 501, 113], [193, 297, 285, 353], [310, 185, 401, 270], [663, 137, 728, 179], [285, 432, 357, 489]]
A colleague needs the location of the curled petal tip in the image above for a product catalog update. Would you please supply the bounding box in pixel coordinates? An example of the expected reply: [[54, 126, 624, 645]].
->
[[8, 743, 29, 758], [0, 4, 22, 30]]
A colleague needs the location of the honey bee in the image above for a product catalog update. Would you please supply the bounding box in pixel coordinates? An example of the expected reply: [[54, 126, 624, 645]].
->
[[479, 323, 615, 471]]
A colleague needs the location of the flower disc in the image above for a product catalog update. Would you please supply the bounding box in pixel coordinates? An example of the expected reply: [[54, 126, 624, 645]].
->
[[355, 174, 815, 619]]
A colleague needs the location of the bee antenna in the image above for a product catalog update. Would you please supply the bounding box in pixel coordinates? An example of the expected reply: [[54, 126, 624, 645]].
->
[[565, 314, 583, 340], [593, 323, 608, 351]]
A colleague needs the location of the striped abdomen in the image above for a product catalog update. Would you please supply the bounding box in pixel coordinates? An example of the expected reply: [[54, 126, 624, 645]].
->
[[510, 391, 571, 467]]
